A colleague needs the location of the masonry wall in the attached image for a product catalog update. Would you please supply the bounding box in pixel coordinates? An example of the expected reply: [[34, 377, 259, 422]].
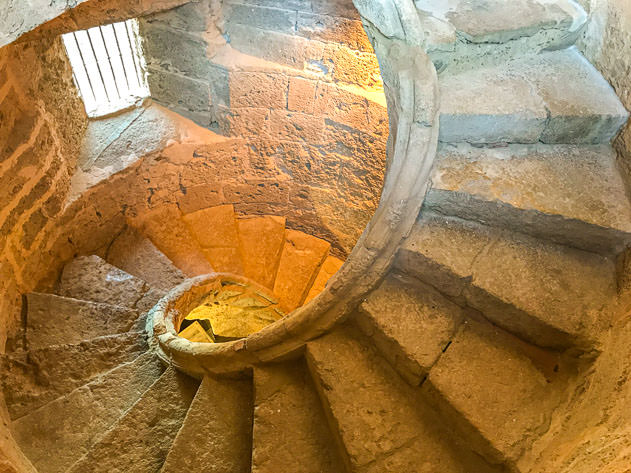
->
[[140, 0, 389, 255]]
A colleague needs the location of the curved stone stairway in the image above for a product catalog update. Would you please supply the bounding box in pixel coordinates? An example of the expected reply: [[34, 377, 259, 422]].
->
[[2, 1, 631, 472]]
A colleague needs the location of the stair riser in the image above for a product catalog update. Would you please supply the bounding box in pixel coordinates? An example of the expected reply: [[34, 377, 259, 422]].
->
[[395, 248, 595, 353], [425, 189, 631, 256]]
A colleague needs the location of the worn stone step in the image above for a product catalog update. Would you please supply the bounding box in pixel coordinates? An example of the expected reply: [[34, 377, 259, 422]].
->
[[427, 143, 631, 255], [251, 360, 345, 473], [11, 352, 163, 473], [67, 367, 199, 473], [304, 255, 344, 304], [438, 48, 629, 145], [237, 215, 286, 290], [1, 331, 148, 421], [273, 229, 330, 312], [128, 206, 214, 277], [395, 212, 617, 353], [356, 272, 464, 385], [161, 375, 252, 473], [25, 293, 141, 350], [421, 315, 566, 469], [182, 204, 245, 275], [305, 325, 502, 473], [58, 255, 164, 313], [419, 0, 587, 68], [106, 225, 187, 292]]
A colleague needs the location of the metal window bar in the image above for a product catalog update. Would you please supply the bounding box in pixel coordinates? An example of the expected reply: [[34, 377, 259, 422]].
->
[[62, 19, 149, 117]]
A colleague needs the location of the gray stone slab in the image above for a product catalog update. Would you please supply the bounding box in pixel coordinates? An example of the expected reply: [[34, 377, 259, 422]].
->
[[396, 212, 617, 352], [1, 331, 148, 420], [428, 143, 631, 255], [161, 375, 252, 473], [357, 273, 464, 385], [67, 368, 199, 473], [25, 293, 140, 350], [12, 353, 164, 473]]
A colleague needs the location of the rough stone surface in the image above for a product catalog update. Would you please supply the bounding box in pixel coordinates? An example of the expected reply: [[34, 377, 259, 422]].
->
[[129, 206, 214, 277], [438, 48, 628, 144], [57, 255, 152, 308], [306, 325, 501, 473], [12, 353, 163, 473], [161, 375, 252, 473], [273, 229, 330, 312], [1, 331, 148, 420], [357, 272, 464, 385], [67, 367, 199, 473], [423, 317, 565, 467], [182, 204, 244, 274], [106, 225, 187, 292], [304, 255, 344, 303], [237, 216, 286, 289], [25, 293, 140, 350], [252, 360, 345, 473], [396, 212, 617, 352], [428, 143, 631, 254]]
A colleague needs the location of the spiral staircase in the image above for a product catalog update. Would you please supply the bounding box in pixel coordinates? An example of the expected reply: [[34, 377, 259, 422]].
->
[[2, 0, 631, 472]]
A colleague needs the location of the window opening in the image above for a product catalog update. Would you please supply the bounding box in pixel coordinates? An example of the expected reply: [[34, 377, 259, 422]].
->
[[62, 19, 150, 118]]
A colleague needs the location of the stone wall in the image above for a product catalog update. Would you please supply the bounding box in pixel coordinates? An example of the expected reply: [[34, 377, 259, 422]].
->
[[578, 0, 631, 187], [140, 0, 389, 255]]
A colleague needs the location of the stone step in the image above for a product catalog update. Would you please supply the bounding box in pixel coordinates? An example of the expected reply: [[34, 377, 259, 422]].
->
[[58, 255, 165, 313], [106, 225, 187, 292], [182, 204, 245, 275], [67, 367, 199, 473], [273, 229, 330, 312], [128, 206, 214, 277], [237, 215, 286, 290], [356, 272, 464, 385], [251, 360, 345, 473], [395, 212, 617, 353], [427, 143, 631, 255], [421, 315, 566, 469], [304, 254, 344, 304], [25, 293, 141, 350], [11, 352, 164, 473], [438, 48, 629, 145], [1, 331, 148, 420], [305, 325, 502, 473], [161, 375, 252, 473], [419, 0, 587, 68]]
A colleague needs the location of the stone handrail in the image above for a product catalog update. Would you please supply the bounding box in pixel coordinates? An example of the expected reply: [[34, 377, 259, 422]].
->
[[148, 0, 440, 377]]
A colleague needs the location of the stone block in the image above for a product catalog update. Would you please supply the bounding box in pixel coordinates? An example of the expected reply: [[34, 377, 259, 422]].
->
[[147, 68, 212, 114], [237, 215, 286, 289], [273, 229, 330, 311], [226, 2, 297, 34], [144, 2, 208, 32], [297, 12, 372, 51], [324, 43, 382, 89], [215, 105, 269, 137], [230, 71, 288, 109], [267, 110, 325, 143], [224, 179, 289, 205], [288, 76, 317, 114], [304, 254, 344, 303]]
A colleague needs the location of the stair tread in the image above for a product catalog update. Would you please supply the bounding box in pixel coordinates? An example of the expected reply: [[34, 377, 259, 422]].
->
[[161, 375, 252, 473], [419, 0, 585, 44], [106, 225, 187, 292], [237, 215, 286, 289], [182, 204, 245, 274], [396, 212, 617, 351], [306, 326, 500, 473], [273, 229, 330, 312], [68, 367, 198, 473], [1, 331, 148, 420], [439, 48, 629, 144], [252, 360, 345, 473], [428, 143, 631, 254], [357, 273, 464, 385], [58, 255, 165, 312], [129, 206, 214, 277], [25, 293, 141, 350], [11, 352, 163, 473], [304, 255, 344, 304], [423, 316, 564, 465]]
